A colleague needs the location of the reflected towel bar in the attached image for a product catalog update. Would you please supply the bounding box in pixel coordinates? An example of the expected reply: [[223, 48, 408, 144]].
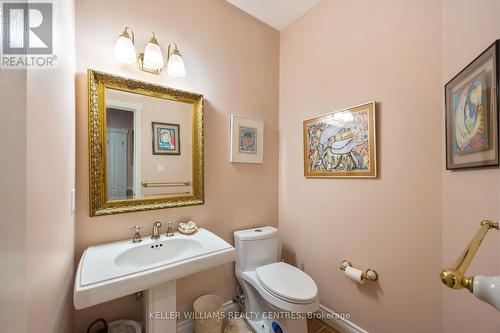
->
[[144, 191, 190, 196], [141, 181, 192, 188], [441, 220, 499, 292]]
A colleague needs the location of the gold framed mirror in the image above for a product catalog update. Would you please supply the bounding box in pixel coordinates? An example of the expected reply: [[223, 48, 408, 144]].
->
[[88, 69, 204, 216]]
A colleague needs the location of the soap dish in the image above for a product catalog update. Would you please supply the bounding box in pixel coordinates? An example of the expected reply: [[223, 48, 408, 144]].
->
[[178, 226, 198, 235], [178, 221, 198, 235]]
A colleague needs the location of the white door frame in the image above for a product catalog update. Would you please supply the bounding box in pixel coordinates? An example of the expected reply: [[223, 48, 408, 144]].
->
[[107, 99, 143, 198]]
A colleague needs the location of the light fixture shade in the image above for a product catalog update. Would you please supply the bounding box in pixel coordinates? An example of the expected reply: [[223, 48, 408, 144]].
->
[[143, 37, 165, 72], [114, 34, 136, 64], [167, 52, 186, 77]]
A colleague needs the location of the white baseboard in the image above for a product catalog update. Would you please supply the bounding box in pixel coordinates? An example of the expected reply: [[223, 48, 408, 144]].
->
[[177, 302, 367, 333], [316, 304, 368, 333], [177, 300, 240, 333]]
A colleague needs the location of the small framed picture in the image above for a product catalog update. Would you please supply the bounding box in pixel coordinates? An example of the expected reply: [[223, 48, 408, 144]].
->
[[445, 40, 499, 169], [152, 122, 180, 155], [303, 101, 377, 178], [230, 114, 264, 163]]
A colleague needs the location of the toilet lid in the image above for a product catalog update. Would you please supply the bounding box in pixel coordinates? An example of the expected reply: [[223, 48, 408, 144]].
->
[[256, 262, 318, 303]]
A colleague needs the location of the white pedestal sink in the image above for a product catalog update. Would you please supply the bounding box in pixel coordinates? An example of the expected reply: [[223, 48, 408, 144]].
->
[[74, 228, 235, 332]]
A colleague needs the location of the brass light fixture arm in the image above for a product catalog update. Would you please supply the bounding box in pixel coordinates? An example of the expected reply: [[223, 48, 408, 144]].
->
[[121, 27, 135, 44], [167, 43, 180, 63], [440, 220, 499, 292]]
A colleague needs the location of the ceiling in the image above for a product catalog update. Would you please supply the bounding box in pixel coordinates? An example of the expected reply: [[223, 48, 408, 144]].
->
[[226, 0, 320, 31]]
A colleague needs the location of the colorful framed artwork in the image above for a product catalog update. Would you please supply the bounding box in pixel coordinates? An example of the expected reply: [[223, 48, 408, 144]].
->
[[303, 101, 377, 178], [152, 122, 180, 155], [230, 114, 264, 163], [445, 40, 499, 169]]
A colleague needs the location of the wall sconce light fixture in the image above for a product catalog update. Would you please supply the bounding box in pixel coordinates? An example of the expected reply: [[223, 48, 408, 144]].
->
[[166, 43, 186, 77], [114, 27, 136, 64], [114, 27, 186, 77]]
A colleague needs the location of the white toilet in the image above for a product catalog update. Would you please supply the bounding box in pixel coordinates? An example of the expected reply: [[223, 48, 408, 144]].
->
[[234, 227, 319, 333]]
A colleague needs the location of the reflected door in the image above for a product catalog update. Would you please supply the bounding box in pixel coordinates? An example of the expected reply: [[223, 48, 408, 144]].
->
[[107, 129, 128, 200]]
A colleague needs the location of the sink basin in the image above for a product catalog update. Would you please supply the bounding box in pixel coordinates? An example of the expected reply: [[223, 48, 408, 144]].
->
[[115, 238, 204, 268], [74, 228, 235, 309]]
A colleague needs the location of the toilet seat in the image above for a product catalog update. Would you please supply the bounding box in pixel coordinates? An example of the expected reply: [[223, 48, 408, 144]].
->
[[240, 270, 319, 314], [256, 262, 318, 304]]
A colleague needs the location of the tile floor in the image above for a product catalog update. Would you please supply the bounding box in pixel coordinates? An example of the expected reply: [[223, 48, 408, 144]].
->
[[307, 318, 340, 333]]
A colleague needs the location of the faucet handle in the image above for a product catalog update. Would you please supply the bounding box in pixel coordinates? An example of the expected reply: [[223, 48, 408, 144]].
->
[[132, 225, 142, 243], [166, 221, 175, 237]]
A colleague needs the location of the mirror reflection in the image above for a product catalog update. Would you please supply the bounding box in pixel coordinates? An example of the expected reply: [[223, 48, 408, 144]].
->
[[105, 88, 193, 201]]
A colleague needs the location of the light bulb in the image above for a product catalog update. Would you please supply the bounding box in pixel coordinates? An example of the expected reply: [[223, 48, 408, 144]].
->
[[167, 52, 186, 77], [166, 44, 186, 77], [114, 29, 136, 64], [143, 33, 164, 72]]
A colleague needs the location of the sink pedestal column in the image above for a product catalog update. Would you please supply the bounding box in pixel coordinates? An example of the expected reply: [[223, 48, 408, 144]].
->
[[144, 281, 177, 332]]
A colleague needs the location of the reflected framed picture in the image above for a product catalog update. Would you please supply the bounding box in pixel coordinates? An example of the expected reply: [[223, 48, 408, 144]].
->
[[445, 40, 499, 169], [303, 101, 377, 178], [230, 114, 264, 163], [152, 122, 180, 155]]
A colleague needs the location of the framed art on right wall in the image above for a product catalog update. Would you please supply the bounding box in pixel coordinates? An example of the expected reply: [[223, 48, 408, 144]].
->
[[445, 40, 499, 170]]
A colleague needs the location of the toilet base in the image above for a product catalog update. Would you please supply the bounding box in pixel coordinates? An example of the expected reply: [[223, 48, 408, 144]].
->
[[244, 315, 308, 333], [245, 318, 269, 333], [237, 275, 313, 333]]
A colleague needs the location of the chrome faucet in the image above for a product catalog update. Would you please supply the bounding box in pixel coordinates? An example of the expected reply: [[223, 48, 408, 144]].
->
[[132, 225, 142, 243], [166, 222, 175, 237], [151, 221, 162, 240]]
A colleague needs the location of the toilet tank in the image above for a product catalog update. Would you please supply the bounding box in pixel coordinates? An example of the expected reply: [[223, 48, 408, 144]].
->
[[234, 226, 279, 273]]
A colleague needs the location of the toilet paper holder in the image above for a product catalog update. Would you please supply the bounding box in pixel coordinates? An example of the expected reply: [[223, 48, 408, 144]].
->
[[340, 260, 379, 282]]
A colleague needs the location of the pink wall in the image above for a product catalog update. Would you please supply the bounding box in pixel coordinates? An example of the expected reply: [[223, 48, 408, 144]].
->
[[25, 0, 76, 332], [74, 0, 279, 331], [279, 1, 443, 332], [441, 0, 500, 331], [0, 64, 27, 332], [6, 0, 75, 333], [0, 0, 75, 331], [0, 2, 75, 332]]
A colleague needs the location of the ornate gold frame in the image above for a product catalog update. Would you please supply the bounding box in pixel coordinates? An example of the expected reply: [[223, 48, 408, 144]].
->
[[303, 101, 377, 178], [88, 69, 204, 216]]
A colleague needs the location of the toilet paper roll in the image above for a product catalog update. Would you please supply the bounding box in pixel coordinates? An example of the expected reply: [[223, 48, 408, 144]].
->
[[345, 266, 364, 284]]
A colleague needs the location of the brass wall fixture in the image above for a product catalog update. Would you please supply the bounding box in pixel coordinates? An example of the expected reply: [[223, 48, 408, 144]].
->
[[114, 27, 186, 76], [340, 260, 379, 282], [440, 220, 499, 292]]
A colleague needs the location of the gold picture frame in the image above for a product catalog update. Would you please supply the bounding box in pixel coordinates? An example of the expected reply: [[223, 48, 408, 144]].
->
[[303, 101, 377, 178], [88, 69, 204, 216]]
